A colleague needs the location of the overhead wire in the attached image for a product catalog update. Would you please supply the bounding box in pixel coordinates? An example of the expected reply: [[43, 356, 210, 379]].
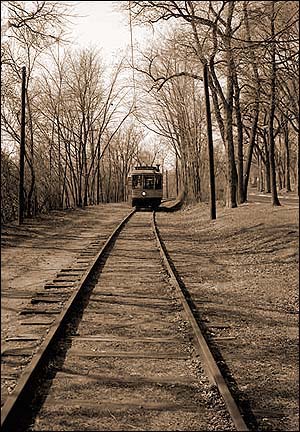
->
[[128, 1, 136, 109]]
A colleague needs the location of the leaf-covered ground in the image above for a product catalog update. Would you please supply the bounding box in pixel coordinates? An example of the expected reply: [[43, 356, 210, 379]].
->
[[157, 196, 299, 431], [1, 196, 298, 430]]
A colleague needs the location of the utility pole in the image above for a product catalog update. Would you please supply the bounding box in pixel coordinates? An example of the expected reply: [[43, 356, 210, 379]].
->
[[18, 66, 26, 225], [203, 63, 216, 220], [175, 153, 179, 196], [166, 169, 169, 199]]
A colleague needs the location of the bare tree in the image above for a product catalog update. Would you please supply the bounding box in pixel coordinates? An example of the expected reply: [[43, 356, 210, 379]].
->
[[126, 0, 299, 206], [125, 1, 240, 207], [2, 1, 72, 49], [1, 0, 72, 220]]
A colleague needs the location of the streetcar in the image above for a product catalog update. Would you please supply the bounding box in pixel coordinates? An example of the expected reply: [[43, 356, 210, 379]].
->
[[129, 165, 163, 209]]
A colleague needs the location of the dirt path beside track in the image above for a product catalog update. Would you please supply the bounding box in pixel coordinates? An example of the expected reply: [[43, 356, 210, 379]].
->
[[1, 204, 131, 348]]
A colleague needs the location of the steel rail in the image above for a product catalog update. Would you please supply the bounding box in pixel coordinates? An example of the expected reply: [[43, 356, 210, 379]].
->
[[1, 208, 136, 432], [152, 211, 249, 432]]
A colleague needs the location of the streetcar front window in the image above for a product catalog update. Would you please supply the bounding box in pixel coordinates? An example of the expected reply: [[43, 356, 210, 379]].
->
[[132, 175, 142, 189], [144, 175, 155, 189], [155, 175, 162, 189]]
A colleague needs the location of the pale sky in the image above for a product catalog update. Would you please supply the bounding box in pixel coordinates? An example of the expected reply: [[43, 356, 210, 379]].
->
[[1, 1, 155, 64], [70, 1, 136, 60]]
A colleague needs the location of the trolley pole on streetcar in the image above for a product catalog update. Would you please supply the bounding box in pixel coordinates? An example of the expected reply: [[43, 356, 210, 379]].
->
[[18, 66, 26, 225]]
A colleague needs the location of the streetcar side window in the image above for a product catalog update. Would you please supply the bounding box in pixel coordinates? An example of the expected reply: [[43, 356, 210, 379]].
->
[[155, 175, 162, 189], [144, 175, 154, 189], [144, 175, 155, 189], [132, 175, 142, 189]]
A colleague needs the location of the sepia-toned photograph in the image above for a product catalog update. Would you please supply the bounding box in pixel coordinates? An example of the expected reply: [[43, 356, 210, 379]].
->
[[1, 1, 299, 431]]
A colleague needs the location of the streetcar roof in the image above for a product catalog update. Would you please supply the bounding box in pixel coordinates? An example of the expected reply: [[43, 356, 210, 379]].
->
[[131, 166, 161, 175]]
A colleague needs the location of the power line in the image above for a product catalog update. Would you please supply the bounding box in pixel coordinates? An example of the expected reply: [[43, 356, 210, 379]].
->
[[128, 1, 136, 107]]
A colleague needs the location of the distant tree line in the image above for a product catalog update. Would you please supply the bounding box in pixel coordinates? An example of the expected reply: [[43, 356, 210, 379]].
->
[[127, 0, 299, 206], [1, 2, 143, 222], [1, 1, 299, 223]]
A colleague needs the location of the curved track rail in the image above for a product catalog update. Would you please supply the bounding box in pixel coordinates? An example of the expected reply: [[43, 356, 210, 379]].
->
[[152, 212, 248, 431], [2, 208, 248, 431], [1, 209, 136, 431]]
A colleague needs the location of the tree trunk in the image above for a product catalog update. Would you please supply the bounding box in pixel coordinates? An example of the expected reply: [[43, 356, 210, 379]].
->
[[268, 1, 280, 206], [284, 122, 291, 192], [243, 109, 259, 201], [257, 151, 264, 191], [203, 62, 216, 219], [26, 93, 36, 218], [175, 153, 179, 196], [233, 71, 244, 204], [225, 1, 238, 208], [18, 66, 26, 225], [262, 133, 271, 193], [242, 1, 261, 203]]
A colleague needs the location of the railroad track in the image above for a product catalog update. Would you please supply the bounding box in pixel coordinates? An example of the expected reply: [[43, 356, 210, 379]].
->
[[1, 209, 248, 431]]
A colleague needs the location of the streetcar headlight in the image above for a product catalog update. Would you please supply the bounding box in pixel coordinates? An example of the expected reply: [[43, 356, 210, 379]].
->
[[142, 191, 146, 196]]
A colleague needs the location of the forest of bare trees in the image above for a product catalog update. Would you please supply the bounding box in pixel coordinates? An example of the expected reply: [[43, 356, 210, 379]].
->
[[1, 1, 299, 223]]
